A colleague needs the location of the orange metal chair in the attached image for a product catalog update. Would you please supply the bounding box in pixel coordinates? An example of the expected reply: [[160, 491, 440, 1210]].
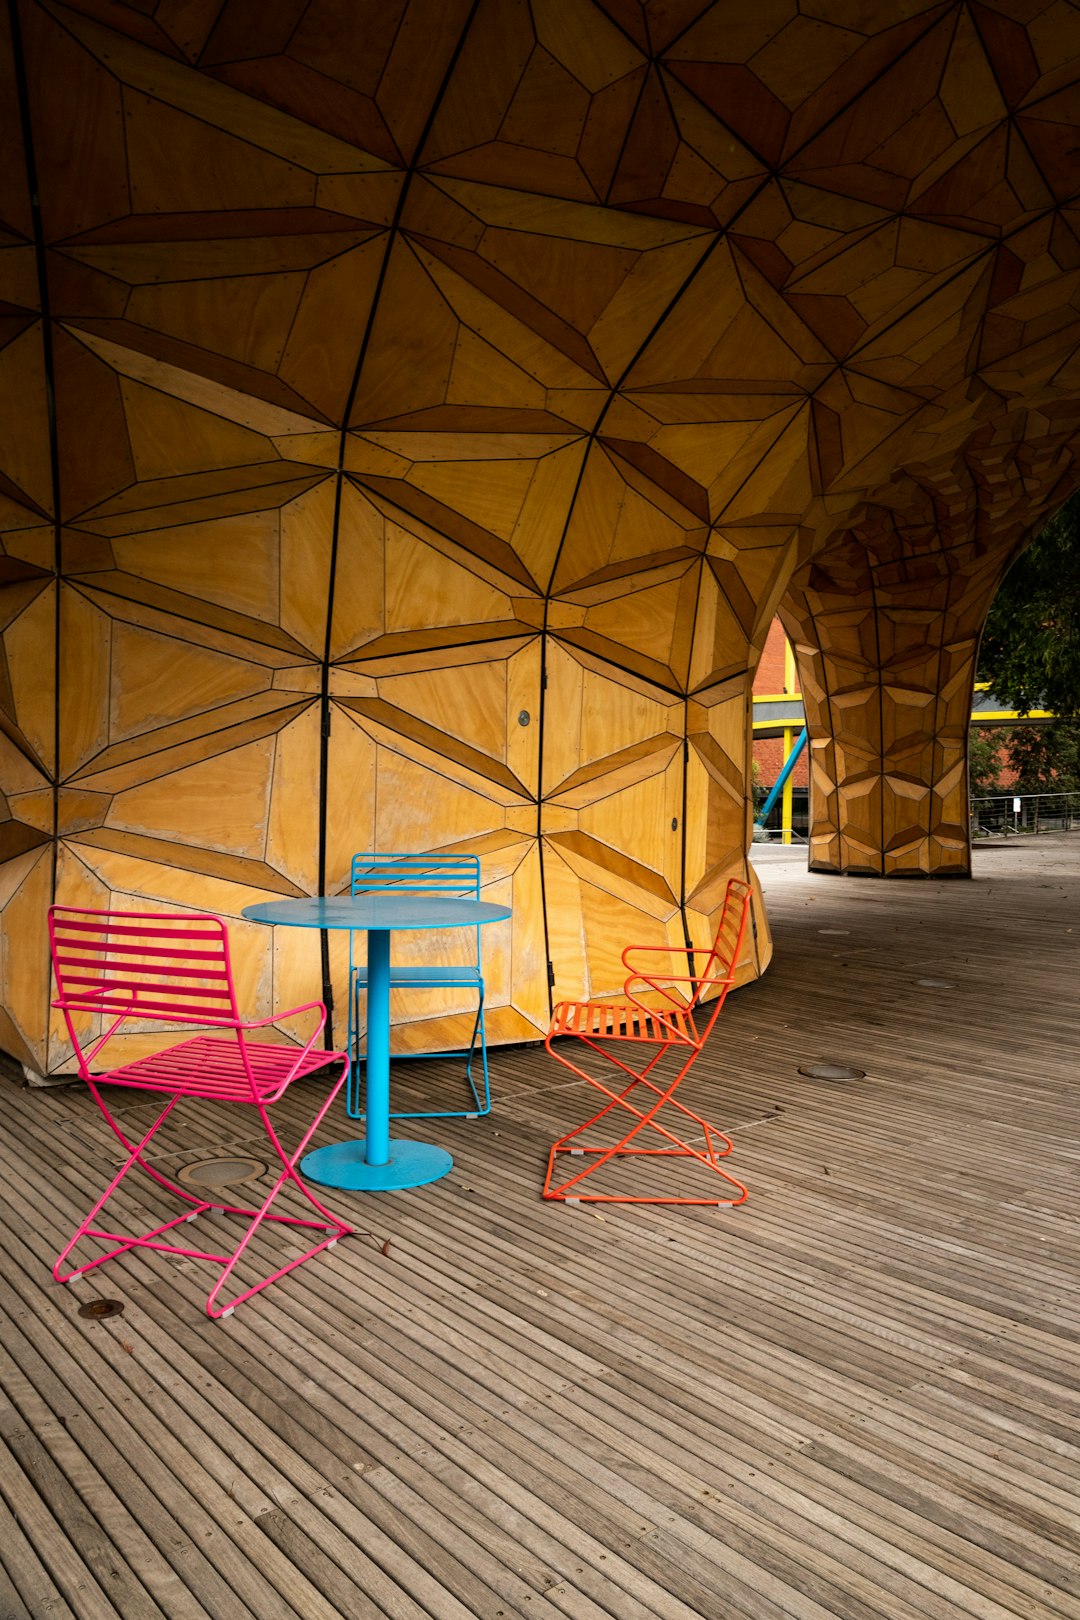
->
[[542, 877, 752, 1206], [48, 905, 353, 1318]]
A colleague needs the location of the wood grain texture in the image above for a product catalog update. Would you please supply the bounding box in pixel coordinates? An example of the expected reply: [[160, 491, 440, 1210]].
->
[[1, 0, 1079, 1070], [0, 838, 1077, 1616]]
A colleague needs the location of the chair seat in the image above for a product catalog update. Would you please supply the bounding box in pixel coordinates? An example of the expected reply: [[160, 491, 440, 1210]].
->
[[353, 965, 481, 988], [551, 998, 698, 1046], [99, 1035, 342, 1105]]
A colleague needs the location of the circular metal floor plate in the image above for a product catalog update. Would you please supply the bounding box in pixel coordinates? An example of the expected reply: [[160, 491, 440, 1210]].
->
[[177, 1155, 269, 1190], [78, 1298, 124, 1320], [797, 1062, 866, 1082]]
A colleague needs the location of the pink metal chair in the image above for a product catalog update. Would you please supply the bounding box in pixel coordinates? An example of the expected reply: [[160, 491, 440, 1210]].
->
[[543, 877, 753, 1206], [48, 905, 352, 1318]]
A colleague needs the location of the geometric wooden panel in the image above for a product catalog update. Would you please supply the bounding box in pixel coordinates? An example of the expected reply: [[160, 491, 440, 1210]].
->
[[2, 1, 1079, 1071]]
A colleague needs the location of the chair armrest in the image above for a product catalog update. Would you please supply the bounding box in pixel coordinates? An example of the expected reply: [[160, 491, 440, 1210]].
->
[[622, 965, 735, 1037], [238, 1002, 332, 1090], [621, 942, 695, 972], [621, 976, 711, 1042], [52, 994, 136, 1073], [239, 1001, 327, 1035], [622, 941, 734, 997]]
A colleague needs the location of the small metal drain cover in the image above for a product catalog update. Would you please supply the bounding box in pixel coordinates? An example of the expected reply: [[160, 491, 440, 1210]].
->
[[79, 1299, 124, 1320], [797, 1063, 866, 1082], [914, 977, 956, 990], [177, 1156, 268, 1190]]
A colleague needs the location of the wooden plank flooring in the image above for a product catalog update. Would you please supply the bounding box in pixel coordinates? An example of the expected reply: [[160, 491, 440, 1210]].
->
[[1, 837, 1078, 1619]]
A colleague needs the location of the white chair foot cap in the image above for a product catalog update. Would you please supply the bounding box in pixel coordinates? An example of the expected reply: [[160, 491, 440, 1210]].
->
[[327, 1238, 337, 1249], [221, 1306, 234, 1318]]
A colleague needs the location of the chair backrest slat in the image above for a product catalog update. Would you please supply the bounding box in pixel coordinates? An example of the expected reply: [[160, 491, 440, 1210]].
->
[[351, 852, 480, 899], [690, 878, 753, 1015], [56, 954, 230, 981], [49, 907, 240, 1030]]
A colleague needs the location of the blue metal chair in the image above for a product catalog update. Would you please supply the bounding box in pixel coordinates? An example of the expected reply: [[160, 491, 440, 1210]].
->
[[347, 852, 490, 1121]]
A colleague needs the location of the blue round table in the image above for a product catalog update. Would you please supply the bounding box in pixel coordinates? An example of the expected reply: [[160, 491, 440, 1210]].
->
[[242, 895, 511, 1190]]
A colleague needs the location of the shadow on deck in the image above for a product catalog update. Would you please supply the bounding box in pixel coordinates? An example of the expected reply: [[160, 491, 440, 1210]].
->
[[1, 838, 1078, 1619]]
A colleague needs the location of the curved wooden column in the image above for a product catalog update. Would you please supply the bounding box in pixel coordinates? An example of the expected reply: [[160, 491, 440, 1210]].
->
[[784, 436, 1080, 876]]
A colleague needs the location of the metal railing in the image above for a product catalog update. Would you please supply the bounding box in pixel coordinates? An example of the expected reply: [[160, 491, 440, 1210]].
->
[[970, 791, 1080, 837]]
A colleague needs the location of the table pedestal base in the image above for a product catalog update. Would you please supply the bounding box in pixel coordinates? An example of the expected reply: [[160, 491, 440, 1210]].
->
[[300, 1139, 453, 1191]]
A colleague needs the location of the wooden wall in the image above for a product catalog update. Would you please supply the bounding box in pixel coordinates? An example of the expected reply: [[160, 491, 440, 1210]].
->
[[1, 0, 1078, 1072]]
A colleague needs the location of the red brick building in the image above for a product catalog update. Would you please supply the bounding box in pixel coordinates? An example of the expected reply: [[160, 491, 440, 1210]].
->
[[753, 620, 809, 790]]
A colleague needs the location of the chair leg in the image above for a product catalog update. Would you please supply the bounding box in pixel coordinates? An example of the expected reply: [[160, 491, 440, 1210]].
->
[[55, 1067, 353, 1318], [463, 989, 491, 1117], [347, 979, 492, 1122], [347, 968, 363, 1119], [205, 1065, 353, 1318], [543, 1041, 748, 1206], [54, 1090, 199, 1284]]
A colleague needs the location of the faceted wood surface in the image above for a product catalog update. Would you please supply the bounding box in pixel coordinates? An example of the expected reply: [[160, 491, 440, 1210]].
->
[[2, 0, 1079, 1070]]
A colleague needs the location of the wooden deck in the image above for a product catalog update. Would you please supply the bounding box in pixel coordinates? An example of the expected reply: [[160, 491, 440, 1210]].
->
[[1, 838, 1078, 1620]]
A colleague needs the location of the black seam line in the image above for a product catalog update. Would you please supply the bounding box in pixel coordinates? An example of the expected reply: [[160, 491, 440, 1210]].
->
[[543, 210, 768, 597], [334, 726, 534, 807], [371, 5, 412, 124], [56, 210, 379, 247], [66, 476, 330, 538], [540, 80, 871, 607], [9, 0, 61, 934], [815, 182, 1080, 392], [870, 555, 885, 877], [600, 60, 654, 208], [70, 473, 330, 532], [933, 543, 959, 868], [56, 233, 373, 282], [67, 466, 326, 527], [58, 317, 338, 430], [316, 0, 485, 1042], [679, 554, 706, 954], [339, 642, 538, 672], [665, 2, 959, 178], [932, 6, 961, 102], [334, 702, 531, 786], [194, 0, 232, 66], [347, 454, 550, 590], [710, 405, 806, 528], [536, 607, 553, 1017], [85, 352, 333, 440], [66, 580, 310, 658], [65, 703, 314, 783], [67, 698, 315, 783], [0, 726, 48, 778], [561, 560, 701, 606], [551, 638, 688, 699]]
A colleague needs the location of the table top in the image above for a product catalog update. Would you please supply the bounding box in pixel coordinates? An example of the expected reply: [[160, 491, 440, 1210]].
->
[[242, 895, 511, 932]]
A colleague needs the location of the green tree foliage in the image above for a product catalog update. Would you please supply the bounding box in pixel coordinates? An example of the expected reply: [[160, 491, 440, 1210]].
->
[[974, 494, 1080, 796], [978, 492, 1080, 718], [1003, 723, 1080, 794], [967, 727, 1005, 795]]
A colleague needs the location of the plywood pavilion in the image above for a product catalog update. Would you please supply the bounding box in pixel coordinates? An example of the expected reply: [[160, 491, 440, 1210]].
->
[[2, 0, 1078, 1073]]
